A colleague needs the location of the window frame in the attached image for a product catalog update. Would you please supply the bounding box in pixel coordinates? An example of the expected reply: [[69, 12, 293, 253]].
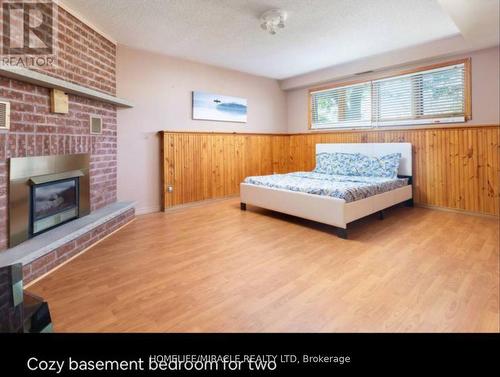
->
[[308, 58, 471, 130]]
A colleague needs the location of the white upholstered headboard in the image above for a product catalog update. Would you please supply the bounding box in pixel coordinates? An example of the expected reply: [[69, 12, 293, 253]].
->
[[316, 143, 412, 177]]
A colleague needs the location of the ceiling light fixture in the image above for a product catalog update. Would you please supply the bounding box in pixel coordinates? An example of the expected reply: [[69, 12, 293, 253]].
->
[[260, 9, 287, 35]]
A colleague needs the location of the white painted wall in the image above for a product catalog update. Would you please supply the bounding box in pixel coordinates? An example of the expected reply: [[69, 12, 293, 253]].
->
[[116, 45, 287, 214]]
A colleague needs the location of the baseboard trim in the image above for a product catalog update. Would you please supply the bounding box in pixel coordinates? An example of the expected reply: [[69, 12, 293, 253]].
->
[[415, 203, 499, 219], [25, 218, 136, 288], [135, 205, 161, 215], [163, 195, 239, 212]]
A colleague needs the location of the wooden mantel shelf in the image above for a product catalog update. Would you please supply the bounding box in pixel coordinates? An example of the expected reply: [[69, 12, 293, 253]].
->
[[0, 66, 133, 108]]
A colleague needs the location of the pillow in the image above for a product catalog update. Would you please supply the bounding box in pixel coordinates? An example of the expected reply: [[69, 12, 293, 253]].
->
[[352, 153, 402, 178], [314, 152, 361, 176]]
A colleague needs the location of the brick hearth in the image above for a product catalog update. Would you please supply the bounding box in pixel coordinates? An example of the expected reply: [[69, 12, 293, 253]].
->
[[22, 206, 135, 284]]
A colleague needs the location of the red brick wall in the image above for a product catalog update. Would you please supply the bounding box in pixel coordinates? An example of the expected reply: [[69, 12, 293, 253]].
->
[[32, 6, 117, 96], [0, 5, 118, 250]]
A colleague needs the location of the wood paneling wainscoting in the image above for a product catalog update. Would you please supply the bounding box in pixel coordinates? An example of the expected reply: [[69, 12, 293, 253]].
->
[[160, 132, 290, 208], [288, 126, 500, 216], [160, 125, 499, 216]]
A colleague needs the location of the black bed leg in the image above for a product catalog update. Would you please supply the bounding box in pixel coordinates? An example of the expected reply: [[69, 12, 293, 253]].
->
[[240, 202, 247, 210], [378, 210, 385, 220], [335, 227, 348, 239], [404, 198, 414, 207]]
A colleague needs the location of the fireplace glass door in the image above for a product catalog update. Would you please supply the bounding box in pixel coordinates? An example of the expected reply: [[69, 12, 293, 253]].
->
[[30, 177, 79, 236]]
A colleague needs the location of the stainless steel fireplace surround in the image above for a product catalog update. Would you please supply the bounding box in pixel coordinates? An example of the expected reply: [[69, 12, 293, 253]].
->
[[9, 154, 90, 247]]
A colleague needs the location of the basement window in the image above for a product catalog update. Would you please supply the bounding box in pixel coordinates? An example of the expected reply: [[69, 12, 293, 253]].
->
[[309, 59, 471, 130], [310, 81, 372, 129]]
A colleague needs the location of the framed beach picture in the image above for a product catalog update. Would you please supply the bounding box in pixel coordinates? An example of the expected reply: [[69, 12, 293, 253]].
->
[[192, 91, 247, 123]]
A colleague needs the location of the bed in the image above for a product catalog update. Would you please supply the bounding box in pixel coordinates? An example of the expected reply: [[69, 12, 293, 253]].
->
[[240, 143, 413, 238]]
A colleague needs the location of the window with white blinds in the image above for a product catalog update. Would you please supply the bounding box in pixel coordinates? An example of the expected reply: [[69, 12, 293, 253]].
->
[[310, 60, 470, 129], [310, 82, 371, 129]]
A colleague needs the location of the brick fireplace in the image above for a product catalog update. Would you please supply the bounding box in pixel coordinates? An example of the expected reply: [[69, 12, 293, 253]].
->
[[0, 81, 118, 249], [0, 5, 134, 283]]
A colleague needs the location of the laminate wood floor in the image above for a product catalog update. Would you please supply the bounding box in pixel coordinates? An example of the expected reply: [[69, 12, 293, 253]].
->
[[28, 198, 499, 332]]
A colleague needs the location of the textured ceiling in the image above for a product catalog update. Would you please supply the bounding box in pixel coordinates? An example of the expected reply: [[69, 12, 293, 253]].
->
[[61, 0, 461, 79]]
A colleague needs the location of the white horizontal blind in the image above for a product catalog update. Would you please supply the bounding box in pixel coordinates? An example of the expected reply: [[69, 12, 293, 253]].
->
[[310, 82, 371, 129], [310, 62, 467, 129], [373, 63, 466, 125]]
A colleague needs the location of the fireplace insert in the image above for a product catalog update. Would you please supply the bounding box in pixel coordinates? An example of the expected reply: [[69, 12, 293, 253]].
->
[[9, 154, 90, 247], [30, 177, 80, 236]]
